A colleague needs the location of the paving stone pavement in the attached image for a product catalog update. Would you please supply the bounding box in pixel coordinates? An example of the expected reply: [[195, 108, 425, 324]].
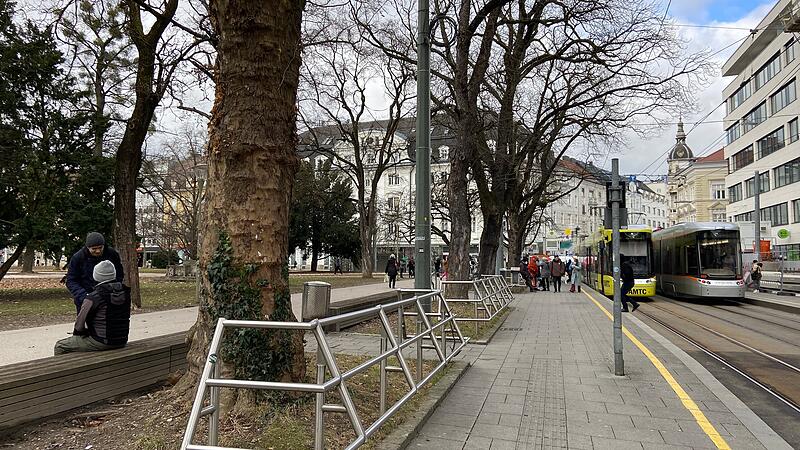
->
[[404, 289, 788, 450]]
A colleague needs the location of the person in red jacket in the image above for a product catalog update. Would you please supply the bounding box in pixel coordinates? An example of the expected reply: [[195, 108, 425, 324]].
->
[[527, 257, 539, 290]]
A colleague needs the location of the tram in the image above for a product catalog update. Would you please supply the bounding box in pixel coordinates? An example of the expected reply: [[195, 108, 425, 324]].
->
[[582, 227, 656, 297], [652, 222, 745, 299]]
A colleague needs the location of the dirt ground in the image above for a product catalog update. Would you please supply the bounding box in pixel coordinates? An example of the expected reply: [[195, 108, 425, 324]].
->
[[1, 356, 441, 450]]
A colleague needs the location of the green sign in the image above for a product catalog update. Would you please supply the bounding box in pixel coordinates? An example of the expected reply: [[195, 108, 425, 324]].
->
[[777, 229, 790, 239]]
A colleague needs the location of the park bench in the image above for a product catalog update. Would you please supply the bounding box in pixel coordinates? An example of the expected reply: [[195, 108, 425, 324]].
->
[[0, 332, 188, 431]]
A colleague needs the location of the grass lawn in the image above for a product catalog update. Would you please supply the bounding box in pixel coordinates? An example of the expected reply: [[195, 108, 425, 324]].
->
[[0, 274, 386, 330]]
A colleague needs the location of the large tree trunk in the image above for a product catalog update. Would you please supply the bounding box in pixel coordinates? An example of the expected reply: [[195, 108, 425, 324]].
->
[[358, 200, 376, 277], [21, 246, 34, 273], [506, 210, 527, 267], [447, 131, 472, 285], [176, 0, 306, 408], [478, 212, 502, 275], [0, 245, 26, 281]]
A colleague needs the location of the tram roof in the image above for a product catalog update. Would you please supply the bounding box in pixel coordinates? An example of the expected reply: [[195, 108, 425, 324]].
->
[[652, 222, 739, 240]]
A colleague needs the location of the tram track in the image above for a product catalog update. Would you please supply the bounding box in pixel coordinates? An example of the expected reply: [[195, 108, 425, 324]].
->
[[634, 295, 800, 446]]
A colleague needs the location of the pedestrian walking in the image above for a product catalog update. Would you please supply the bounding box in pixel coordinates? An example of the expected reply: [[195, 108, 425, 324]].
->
[[565, 257, 573, 282], [519, 258, 535, 292], [550, 255, 566, 292], [434, 256, 442, 279], [569, 255, 582, 293], [408, 257, 416, 278], [399, 256, 407, 279], [750, 260, 762, 293], [539, 258, 551, 291], [386, 254, 399, 289], [620, 255, 639, 312], [333, 256, 343, 275]]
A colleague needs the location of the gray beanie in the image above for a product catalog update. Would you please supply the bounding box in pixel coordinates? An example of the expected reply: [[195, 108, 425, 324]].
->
[[86, 232, 105, 248], [93, 260, 116, 283]]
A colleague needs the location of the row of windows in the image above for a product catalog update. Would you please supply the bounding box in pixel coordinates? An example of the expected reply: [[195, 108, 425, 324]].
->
[[728, 115, 798, 174], [726, 80, 796, 146], [732, 199, 800, 226], [726, 39, 796, 114], [729, 155, 800, 204]]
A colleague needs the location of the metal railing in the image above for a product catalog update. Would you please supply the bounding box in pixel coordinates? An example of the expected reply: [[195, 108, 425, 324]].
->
[[181, 289, 468, 450], [441, 275, 513, 342]]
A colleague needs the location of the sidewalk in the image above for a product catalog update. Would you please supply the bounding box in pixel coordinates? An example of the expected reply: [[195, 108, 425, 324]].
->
[[407, 288, 790, 450], [743, 289, 800, 313], [0, 277, 412, 366]]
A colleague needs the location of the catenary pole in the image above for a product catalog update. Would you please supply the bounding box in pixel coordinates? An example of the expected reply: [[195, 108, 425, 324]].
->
[[611, 159, 624, 375], [415, 0, 432, 304]]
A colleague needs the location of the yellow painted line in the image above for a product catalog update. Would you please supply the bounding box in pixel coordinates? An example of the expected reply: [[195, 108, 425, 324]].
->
[[581, 290, 731, 450]]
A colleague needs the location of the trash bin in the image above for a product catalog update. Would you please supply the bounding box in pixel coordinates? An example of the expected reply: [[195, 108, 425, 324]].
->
[[302, 281, 332, 321]]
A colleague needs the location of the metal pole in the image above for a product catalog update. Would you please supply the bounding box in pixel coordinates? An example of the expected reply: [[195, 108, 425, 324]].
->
[[754, 170, 761, 263], [611, 159, 624, 376], [415, 0, 432, 306], [379, 330, 387, 414], [315, 347, 325, 450]]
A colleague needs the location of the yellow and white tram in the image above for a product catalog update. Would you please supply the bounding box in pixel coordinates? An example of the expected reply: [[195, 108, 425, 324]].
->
[[652, 222, 745, 299], [582, 227, 656, 297]]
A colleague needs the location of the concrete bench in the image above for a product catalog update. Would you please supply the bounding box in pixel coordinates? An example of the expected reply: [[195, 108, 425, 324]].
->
[[0, 332, 188, 430]]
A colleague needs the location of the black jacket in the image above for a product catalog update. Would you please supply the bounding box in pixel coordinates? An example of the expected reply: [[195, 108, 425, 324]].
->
[[73, 281, 131, 346], [66, 247, 125, 305], [386, 258, 398, 276], [519, 262, 530, 279], [621, 261, 635, 285]]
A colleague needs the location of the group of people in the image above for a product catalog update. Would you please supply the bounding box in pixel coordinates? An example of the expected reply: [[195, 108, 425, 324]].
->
[[518, 255, 583, 294], [385, 254, 416, 288], [55, 232, 132, 355]]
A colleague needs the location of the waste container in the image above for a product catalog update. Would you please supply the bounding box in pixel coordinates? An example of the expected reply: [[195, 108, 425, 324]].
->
[[302, 281, 332, 321]]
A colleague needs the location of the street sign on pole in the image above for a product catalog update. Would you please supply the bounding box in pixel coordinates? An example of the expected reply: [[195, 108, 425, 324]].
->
[[611, 159, 624, 376]]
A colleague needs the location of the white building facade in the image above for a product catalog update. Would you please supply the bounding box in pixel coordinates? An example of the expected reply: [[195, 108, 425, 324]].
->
[[722, 0, 800, 259]]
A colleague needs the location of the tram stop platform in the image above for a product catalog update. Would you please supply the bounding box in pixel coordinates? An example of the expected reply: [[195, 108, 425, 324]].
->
[[407, 286, 791, 450]]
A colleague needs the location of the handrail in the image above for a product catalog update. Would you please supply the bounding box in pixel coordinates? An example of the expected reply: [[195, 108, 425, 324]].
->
[[181, 288, 468, 450], [440, 275, 513, 341]]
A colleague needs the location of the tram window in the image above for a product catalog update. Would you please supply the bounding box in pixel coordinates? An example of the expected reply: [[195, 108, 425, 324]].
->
[[686, 244, 699, 276], [698, 231, 741, 278], [664, 245, 673, 274]]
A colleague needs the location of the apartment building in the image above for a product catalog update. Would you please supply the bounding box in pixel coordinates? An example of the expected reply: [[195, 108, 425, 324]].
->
[[723, 0, 800, 259]]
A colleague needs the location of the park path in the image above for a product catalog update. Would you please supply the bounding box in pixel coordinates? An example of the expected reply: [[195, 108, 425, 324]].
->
[[0, 277, 412, 366]]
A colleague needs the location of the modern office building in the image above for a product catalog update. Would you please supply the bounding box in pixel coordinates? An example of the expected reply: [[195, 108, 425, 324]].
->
[[723, 0, 800, 259]]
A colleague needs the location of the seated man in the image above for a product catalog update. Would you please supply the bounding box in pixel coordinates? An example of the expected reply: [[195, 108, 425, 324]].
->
[[55, 261, 131, 355], [66, 232, 125, 314]]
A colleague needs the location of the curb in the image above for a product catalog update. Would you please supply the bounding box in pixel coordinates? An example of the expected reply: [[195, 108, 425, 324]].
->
[[376, 360, 471, 450], [736, 295, 800, 314]]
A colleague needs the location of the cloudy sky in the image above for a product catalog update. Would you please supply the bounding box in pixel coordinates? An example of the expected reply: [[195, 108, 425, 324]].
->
[[616, 0, 777, 178]]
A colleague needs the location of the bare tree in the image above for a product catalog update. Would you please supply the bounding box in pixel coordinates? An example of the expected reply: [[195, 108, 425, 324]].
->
[[298, 6, 415, 277], [139, 122, 207, 261]]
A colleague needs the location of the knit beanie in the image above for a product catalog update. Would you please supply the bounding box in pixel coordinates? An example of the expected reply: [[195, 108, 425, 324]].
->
[[86, 232, 105, 248], [93, 260, 116, 283]]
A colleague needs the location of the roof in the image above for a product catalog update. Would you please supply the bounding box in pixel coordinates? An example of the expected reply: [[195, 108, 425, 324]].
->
[[668, 119, 694, 160], [696, 148, 725, 164]]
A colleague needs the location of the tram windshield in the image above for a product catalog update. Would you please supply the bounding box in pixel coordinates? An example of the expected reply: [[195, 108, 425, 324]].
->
[[698, 230, 741, 279], [620, 232, 652, 278]]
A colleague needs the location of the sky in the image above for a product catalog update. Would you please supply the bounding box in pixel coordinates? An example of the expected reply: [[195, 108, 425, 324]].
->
[[615, 0, 777, 178]]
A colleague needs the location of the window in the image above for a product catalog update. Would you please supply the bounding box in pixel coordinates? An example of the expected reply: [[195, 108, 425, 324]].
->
[[711, 182, 726, 200], [367, 152, 376, 164], [728, 183, 743, 203], [729, 146, 754, 172], [745, 172, 769, 198], [734, 211, 753, 222], [794, 199, 800, 223], [757, 127, 785, 158], [711, 209, 726, 221], [755, 53, 781, 90], [790, 119, 799, 143], [761, 202, 789, 226], [438, 146, 449, 160], [787, 39, 797, 65], [388, 223, 398, 235], [770, 79, 796, 114], [743, 102, 767, 132], [388, 173, 400, 185], [728, 82, 751, 112], [726, 122, 741, 144], [387, 197, 399, 211], [774, 156, 800, 188]]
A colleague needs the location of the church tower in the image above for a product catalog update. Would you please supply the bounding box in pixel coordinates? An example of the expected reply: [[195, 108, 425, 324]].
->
[[667, 118, 695, 178]]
